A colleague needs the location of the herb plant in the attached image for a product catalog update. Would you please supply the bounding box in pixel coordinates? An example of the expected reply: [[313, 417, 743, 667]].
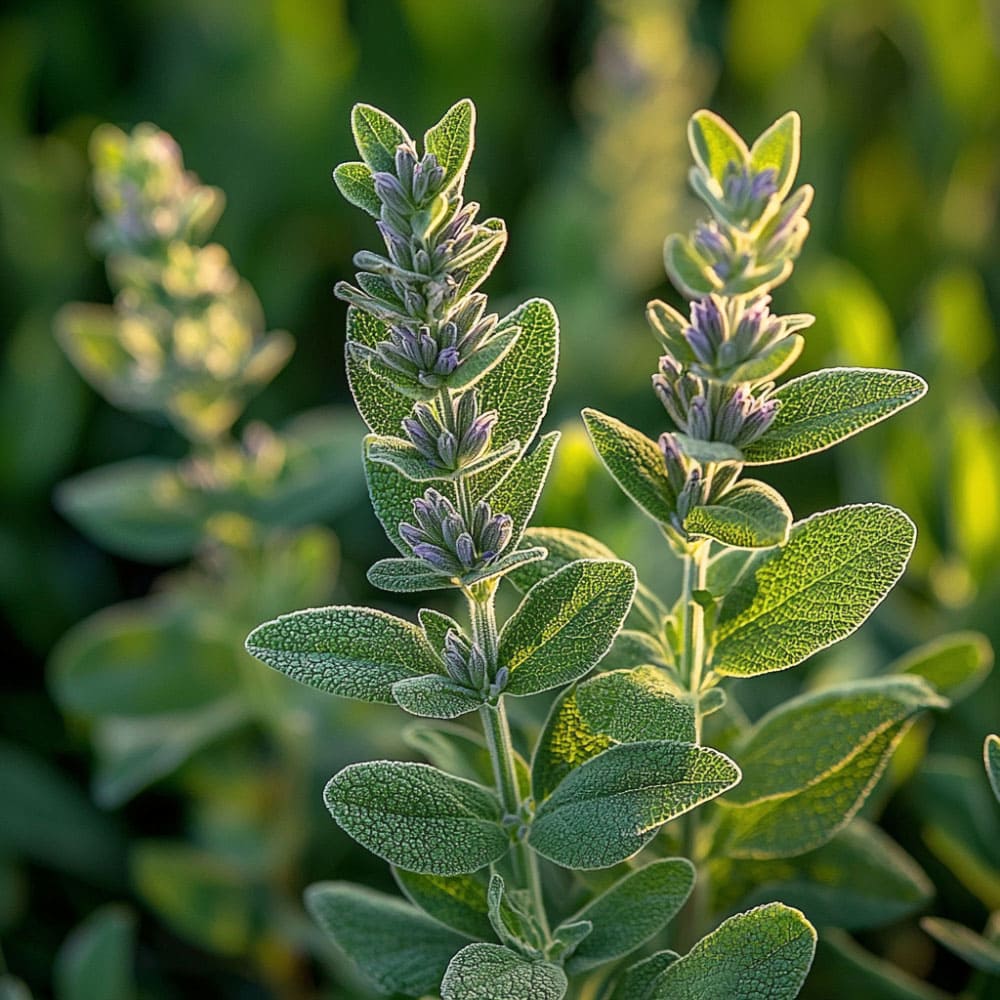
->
[[246, 103, 965, 999]]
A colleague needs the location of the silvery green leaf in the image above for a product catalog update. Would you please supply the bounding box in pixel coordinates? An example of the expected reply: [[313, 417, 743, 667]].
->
[[54, 904, 136, 1000], [306, 881, 467, 997], [671, 433, 744, 464], [392, 675, 483, 719], [688, 109, 750, 183], [713, 505, 916, 677], [575, 667, 695, 744], [599, 630, 674, 675], [445, 327, 521, 392], [456, 219, 507, 300], [742, 368, 927, 465], [346, 306, 414, 436], [245, 606, 439, 703], [645, 903, 816, 1000], [700, 687, 727, 716], [582, 409, 675, 526], [499, 560, 636, 697], [563, 858, 694, 973], [332, 161, 380, 216], [609, 952, 680, 1000], [420, 608, 462, 658], [663, 234, 719, 299], [986, 734, 1000, 804], [351, 103, 410, 172], [440, 943, 567, 1000], [531, 688, 613, 803], [366, 434, 521, 483], [920, 917, 1000, 975], [425, 99, 475, 191], [710, 818, 933, 930], [749, 111, 800, 200], [324, 761, 508, 875], [726, 333, 804, 383], [547, 920, 593, 963], [890, 631, 993, 701], [487, 874, 546, 957], [715, 677, 946, 859], [528, 740, 740, 869], [393, 868, 493, 941], [482, 432, 560, 549], [461, 547, 548, 588], [368, 557, 456, 593], [684, 479, 791, 549]]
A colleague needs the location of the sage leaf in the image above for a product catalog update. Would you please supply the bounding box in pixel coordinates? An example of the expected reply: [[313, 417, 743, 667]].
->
[[351, 103, 410, 173], [332, 161, 380, 217], [563, 858, 694, 973], [684, 479, 792, 549], [609, 952, 680, 1000], [54, 905, 136, 1000], [455, 218, 507, 300], [663, 234, 718, 299], [529, 741, 740, 869], [986, 734, 1000, 803], [424, 98, 475, 190], [419, 608, 462, 654], [366, 433, 520, 483], [713, 504, 916, 677], [306, 881, 468, 997], [482, 432, 560, 548], [392, 675, 483, 720], [487, 873, 546, 956], [346, 307, 414, 437], [688, 109, 750, 183], [575, 667, 695, 744], [890, 630, 993, 701], [742, 368, 927, 465], [440, 943, 567, 1000], [499, 560, 636, 697], [599, 630, 674, 675], [672, 433, 743, 465], [367, 557, 456, 593], [920, 917, 1000, 975], [446, 326, 521, 392], [324, 761, 508, 875], [547, 920, 593, 963], [392, 868, 493, 941], [646, 903, 816, 1000], [245, 606, 439, 703], [749, 111, 800, 200]]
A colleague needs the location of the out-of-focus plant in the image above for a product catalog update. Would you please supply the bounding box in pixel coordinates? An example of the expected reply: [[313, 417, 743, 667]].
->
[[47, 124, 367, 995]]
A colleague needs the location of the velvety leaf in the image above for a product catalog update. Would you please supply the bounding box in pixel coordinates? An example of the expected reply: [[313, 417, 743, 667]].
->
[[685, 479, 792, 549], [529, 741, 740, 869], [547, 920, 593, 963], [351, 103, 409, 172], [366, 434, 520, 483], [713, 505, 916, 677], [424, 99, 475, 190], [987, 734, 1000, 803], [54, 905, 136, 1000], [445, 326, 520, 393], [246, 606, 440, 703], [345, 307, 413, 437], [609, 952, 680, 1000], [890, 631, 993, 701], [440, 943, 567, 1000], [920, 917, 1000, 975], [455, 219, 507, 300], [672, 433, 743, 464], [324, 761, 507, 875], [688, 109, 750, 183], [663, 234, 718, 299], [749, 111, 800, 200], [392, 675, 483, 719], [306, 881, 467, 996], [393, 868, 492, 941], [727, 334, 804, 384], [599, 631, 674, 675], [367, 557, 455, 593], [333, 161, 380, 216], [487, 873, 546, 956], [483, 432, 559, 548], [742, 368, 927, 465], [564, 858, 695, 973], [499, 560, 636, 697], [419, 608, 462, 657], [575, 667, 695, 744], [646, 903, 816, 1000]]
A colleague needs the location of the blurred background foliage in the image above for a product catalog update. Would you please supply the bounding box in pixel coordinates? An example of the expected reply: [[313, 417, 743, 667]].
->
[[0, 0, 997, 997]]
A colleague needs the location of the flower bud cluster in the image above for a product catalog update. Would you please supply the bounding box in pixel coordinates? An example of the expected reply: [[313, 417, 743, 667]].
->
[[402, 392, 498, 472], [659, 433, 741, 524]]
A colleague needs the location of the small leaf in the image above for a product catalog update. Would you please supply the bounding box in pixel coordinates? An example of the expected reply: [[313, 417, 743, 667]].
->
[[419, 608, 462, 652], [986, 734, 1000, 804], [684, 479, 791, 549], [575, 667, 695, 744], [324, 761, 507, 875], [713, 505, 916, 677], [366, 434, 520, 483], [529, 741, 740, 869], [332, 161, 380, 216], [393, 868, 493, 940], [891, 631, 993, 701], [749, 111, 800, 200], [688, 109, 750, 183], [365, 448, 451, 555], [646, 903, 816, 1000], [54, 905, 136, 1000], [455, 219, 508, 299], [488, 874, 546, 956], [743, 368, 927, 465], [424, 98, 476, 190], [352, 103, 409, 172], [367, 557, 456, 592], [306, 881, 468, 996], [499, 560, 636, 697], [600, 630, 674, 674], [563, 858, 694, 973], [921, 917, 1000, 975], [440, 943, 567, 1000], [610, 952, 680, 1000], [346, 307, 414, 437], [483, 432, 559, 549], [727, 333, 804, 383], [445, 326, 521, 392], [672, 433, 743, 464], [245, 606, 439, 703], [392, 675, 483, 719]]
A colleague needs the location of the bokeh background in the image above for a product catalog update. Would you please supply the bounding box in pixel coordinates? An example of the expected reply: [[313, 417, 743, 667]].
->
[[1, 0, 998, 997]]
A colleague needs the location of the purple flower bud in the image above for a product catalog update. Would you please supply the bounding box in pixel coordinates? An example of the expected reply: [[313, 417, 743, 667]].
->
[[437, 432, 458, 468], [455, 533, 476, 569], [434, 346, 460, 374], [412, 543, 456, 573], [687, 396, 712, 439]]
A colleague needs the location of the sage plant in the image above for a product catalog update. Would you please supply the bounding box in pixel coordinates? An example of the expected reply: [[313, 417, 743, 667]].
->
[[246, 104, 951, 1000]]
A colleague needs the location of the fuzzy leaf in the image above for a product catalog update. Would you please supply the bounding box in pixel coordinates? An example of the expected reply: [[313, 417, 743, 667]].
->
[[685, 479, 791, 549], [672, 433, 743, 464], [324, 761, 507, 875], [333, 161, 380, 216], [487, 874, 546, 956], [393, 868, 493, 941], [583, 409, 675, 525], [483, 432, 559, 549], [921, 917, 1000, 975], [564, 858, 695, 973], [499, 560, 636, 697], [456, 219, 508, 300], [54, 905, 136, 1000], [392, 675, 483, 719], [368, 557, 456, 593], [600, 631, 674, 674], [727, 333, 804, 383], [245, 606, 438, 703], [688, 109, 750, 183], [346, 307, 414, 437], [366, 434, 520, 483], [663, 234, 718, 299], [891, 631, 994, 701], [425, 99, 476, 190], [575, 667, 695, 744], [306, 881, 467, 996], [646, 903, 816, 1000], [742, 368, 927, 465], [986, 734, 1000, 804], [419, 608, 462, 656], [529, 741, 740, 869], [749, 111, 800, 200], [610, 952, 680, 1000], [446, 326, 521, 393], [352, 103, 409, 172], [713, 505, 916, 677], [440, 943, 567, 1000]]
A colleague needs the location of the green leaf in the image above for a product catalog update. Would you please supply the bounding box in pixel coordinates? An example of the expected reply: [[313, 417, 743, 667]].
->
[[456, 218, 508, 300], [742, 368, 927, 465], [663, 234, 718, 299], [749, 111, 800, 200], [366, 434, 520, 483], [367, 557, 455, 593], [582, 409, 675, 525], [440, 943, 567, 1000], [672, 433, 743, 464], [710, 818, 933, 930], [684, 479, 791, 549], [563, 858, 694, 973], [346, 307, 414, 437], [529, 740, 740, 869], [306, 881, 468, 996], [575, 667, 695, 744], [351, 103, 409, 172], [445, 326, 521, 392], [419, 608, 462, 656], [890, 631, 993, 701], [921, 917, 1000, 975], [986, 734, 1000, 804], [715, 677, 946, 859], [54, 905, 136, 1000], [487, 874, 546, 956], [499, 560, 636, 697], [713, 505, 916, 677], [333, 160, 380, 216], [688, 109, 750, 184], [600, 630, 674, 674], [424, 99, 476, 190], [646, 903, 816, 1000], [324, 761, 507, 875], [727, 333, 804, 383], [392, 675, 483, 719], [393, 868, 493, 940], [245, 606, 440, 704], [483, 432, 559, 549], [610, 952, 679, 1000]]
